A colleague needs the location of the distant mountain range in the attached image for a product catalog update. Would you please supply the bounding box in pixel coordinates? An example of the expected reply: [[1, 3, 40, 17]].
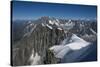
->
[[11, 16, 97, 66]]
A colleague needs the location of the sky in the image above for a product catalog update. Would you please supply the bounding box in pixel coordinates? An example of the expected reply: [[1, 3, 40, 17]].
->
[[12, 1, 97, 20]]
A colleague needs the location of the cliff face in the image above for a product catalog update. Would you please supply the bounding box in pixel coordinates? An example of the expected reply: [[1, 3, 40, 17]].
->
[[12, 17, 97, 66], [12, 19, 66, 66]]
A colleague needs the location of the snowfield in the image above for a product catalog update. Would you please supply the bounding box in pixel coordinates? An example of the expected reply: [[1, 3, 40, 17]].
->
[[46, 24, 53, 29], [49, 19, 60, 26], [49, 20, 54, 25], [49, 34, 91, 59], [29, 49, 41, 65]]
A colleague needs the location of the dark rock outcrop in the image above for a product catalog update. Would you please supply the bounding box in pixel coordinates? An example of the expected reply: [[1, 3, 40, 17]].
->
[[12, 21, 66, 66]]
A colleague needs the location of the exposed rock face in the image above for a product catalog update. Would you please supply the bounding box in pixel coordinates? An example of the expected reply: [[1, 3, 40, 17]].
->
[[12, 16, 97, 66], [12, 18, 66, 66]]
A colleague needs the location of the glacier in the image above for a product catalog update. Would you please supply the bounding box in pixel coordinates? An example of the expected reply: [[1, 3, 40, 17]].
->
[[50, 34, 91, 60]]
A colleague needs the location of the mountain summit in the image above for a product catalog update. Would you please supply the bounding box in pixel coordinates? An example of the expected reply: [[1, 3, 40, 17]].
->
[[12, 16, 97, 66]]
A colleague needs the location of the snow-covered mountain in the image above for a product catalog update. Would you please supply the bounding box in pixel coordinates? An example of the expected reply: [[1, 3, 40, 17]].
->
[[12, 16, 97, 66], [49, 34, 91, 59]]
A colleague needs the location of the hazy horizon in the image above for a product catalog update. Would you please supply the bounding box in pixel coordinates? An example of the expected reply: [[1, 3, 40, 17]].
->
[[12, 1, 97, 21]]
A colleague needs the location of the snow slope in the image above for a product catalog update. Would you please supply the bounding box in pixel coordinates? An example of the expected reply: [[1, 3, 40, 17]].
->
[[49, 19, 60, 26], [49, 34, 91, 59], [46, 24, 53, 29], [29, 49, 41, 65]]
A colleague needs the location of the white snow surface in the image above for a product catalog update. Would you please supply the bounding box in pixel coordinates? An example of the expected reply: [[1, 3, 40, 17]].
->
[[49, 34, 91, 58], [29, 49, 41, 65], [65, 22, 74, 27], [46, 24, 53, 29], [41, 23, 45, 27], [27, 21, 32, 24], [49, 20, 54, 25], [68, 19, 71, 22], [49, 19, 59, 26], [90, 28, 97, 35], [57, 27, 62, 30]]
